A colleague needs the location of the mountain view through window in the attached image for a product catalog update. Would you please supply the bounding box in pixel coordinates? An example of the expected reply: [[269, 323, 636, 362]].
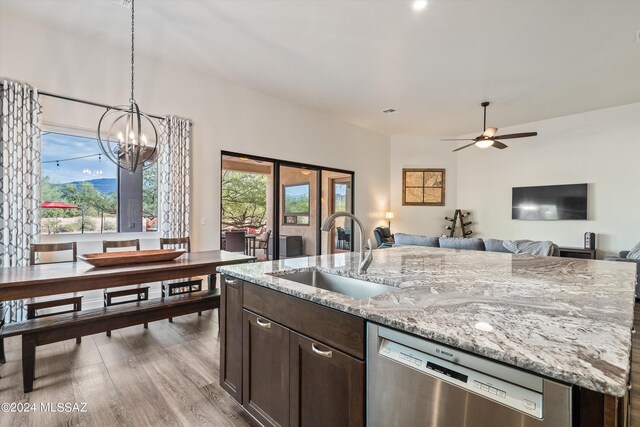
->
[[41, 131, 158, 234]]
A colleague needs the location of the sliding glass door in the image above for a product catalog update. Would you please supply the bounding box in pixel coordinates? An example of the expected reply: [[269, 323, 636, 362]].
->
[[220, 152, 353, 261], [220, 154, 274, 261]]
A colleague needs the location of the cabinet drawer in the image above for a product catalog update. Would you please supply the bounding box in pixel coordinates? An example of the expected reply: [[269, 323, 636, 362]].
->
[[243, 282, 365, 359]]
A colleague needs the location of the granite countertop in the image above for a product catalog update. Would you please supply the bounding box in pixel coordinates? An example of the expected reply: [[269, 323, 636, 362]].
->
[[220, 246, 637, 397]]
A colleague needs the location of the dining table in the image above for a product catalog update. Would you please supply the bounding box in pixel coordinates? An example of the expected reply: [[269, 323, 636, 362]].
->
[[0, 250, 256, 302]]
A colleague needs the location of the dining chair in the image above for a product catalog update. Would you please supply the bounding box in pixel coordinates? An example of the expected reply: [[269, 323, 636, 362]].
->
[[102, 239, 149, 336], [225, 231, 247, 254], [28, 243, 83, 344], [102, 239, 140, 252], [160, 237, 206, 322]]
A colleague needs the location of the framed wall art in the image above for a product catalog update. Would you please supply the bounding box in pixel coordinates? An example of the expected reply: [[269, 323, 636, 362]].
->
[[402, 168, 445, 206]]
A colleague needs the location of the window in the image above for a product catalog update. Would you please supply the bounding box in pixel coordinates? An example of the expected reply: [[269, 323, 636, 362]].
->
[[283, 183, 310, 225], [41, 130, 158, 234]]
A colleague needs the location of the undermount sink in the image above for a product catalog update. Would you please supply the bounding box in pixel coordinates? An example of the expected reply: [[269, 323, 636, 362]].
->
[[272, 269, 394, 299]]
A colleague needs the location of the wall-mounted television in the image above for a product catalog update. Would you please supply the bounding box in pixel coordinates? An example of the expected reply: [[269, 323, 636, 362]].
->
[[512, 184, 588, 220]]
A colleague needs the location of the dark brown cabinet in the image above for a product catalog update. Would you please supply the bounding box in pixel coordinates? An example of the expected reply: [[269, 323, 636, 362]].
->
[[220, 275, 244, 402], [221, 279, 365, 426], [289, 332, 365, 427], [242, 310, 290, 427]]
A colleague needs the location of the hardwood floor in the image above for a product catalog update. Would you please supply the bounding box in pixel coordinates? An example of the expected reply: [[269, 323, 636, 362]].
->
[[2, 301, 640, 426], [0, 309, 258, 427]]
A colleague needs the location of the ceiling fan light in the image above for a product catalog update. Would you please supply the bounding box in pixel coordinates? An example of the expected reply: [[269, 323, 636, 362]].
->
[[475, 139, 494, 148]]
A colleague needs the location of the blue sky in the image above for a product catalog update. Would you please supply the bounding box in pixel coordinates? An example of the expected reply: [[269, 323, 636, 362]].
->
[[285, 184, 309, 198], [42, 132, 117, 184]]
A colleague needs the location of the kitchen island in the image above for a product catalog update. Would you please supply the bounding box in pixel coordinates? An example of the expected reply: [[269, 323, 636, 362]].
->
[[219, 246, 637, 427]]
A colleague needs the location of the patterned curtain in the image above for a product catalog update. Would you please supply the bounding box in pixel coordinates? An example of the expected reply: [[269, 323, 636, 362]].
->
[[158, 116, 191, 238], [0, 79, 42, 267]]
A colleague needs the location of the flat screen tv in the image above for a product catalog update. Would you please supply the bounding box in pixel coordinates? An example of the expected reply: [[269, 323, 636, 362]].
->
[[512, 184, 588, 220]]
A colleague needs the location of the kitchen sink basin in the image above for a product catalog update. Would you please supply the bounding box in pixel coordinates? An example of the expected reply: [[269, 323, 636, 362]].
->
[[272, 269, 394, 299]]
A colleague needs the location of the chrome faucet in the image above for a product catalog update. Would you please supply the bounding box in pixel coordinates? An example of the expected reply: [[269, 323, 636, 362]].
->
[[321, 212, 373, 275]]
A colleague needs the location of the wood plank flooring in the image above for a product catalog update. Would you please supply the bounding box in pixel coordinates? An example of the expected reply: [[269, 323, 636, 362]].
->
[[0, 308, 257, 427], [2, 301, 640, 426]]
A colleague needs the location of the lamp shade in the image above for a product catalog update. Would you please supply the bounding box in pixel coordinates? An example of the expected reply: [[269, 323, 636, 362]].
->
[[385, 212, 395, 220]]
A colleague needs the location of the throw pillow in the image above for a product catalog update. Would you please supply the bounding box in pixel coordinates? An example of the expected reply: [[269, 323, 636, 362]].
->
[[627, 241, 640, 259]]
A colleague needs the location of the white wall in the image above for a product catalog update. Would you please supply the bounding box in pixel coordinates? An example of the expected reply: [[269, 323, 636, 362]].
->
[[390, 103, 640, 258], [457, 102, 640, 258], [389, 136, 457, 237], [0, 8, 390, 253]]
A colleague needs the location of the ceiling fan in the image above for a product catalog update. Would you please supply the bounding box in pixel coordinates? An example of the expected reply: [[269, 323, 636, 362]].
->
[[443, 102, 538, 152]]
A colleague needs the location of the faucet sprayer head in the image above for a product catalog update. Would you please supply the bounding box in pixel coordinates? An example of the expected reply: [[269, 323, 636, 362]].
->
[[320, 212, 340, 232]]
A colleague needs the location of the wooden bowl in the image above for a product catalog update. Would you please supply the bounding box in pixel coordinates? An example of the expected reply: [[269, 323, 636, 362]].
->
[[78, 249, 186, 267]]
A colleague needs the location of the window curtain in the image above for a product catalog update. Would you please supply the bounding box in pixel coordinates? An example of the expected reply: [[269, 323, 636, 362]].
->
[[158, 115, 191, 238], [0, 79, 42, 267]]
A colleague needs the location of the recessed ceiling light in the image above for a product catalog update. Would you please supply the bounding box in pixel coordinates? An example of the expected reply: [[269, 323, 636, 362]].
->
[[412, 0, 428, 12], [383, 108, 396, 114]]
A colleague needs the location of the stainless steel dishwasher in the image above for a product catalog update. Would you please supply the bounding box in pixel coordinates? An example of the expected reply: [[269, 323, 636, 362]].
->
[[367, 323, 573, 427]]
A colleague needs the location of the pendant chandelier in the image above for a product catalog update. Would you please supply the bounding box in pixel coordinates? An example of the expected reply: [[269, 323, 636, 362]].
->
[[97, 0, 158, 174]]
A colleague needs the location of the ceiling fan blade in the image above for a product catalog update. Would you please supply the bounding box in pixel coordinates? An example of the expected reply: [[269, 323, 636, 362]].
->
[[453, 142, 476, 152], [492, 141, 508, 149], [482, 127, 498, 138], [492, 132, 537, 140], [442, 138, 475, 141]]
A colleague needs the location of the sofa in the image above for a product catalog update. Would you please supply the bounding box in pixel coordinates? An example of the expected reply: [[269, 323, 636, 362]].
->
[[604, 250, 640, 297], [373, 227, 395, 248], [389, 233, 559, 257], [393, 232, 439, 248]]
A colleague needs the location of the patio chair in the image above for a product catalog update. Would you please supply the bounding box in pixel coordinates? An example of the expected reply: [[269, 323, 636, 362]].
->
[[256, 230, 272, 260]]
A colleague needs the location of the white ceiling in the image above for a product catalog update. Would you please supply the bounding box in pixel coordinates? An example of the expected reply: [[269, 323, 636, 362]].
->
[[4, 0, 640, 136]]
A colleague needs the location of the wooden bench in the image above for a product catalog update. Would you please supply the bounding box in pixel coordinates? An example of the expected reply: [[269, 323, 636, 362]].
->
[[0, 290, 220, 393]]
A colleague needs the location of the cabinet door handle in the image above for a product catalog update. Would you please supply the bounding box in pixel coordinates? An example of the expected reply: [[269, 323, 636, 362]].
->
[[256, 318, 271, 329], [311, 343, 333, 358], [225, 278, 238, 285]]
